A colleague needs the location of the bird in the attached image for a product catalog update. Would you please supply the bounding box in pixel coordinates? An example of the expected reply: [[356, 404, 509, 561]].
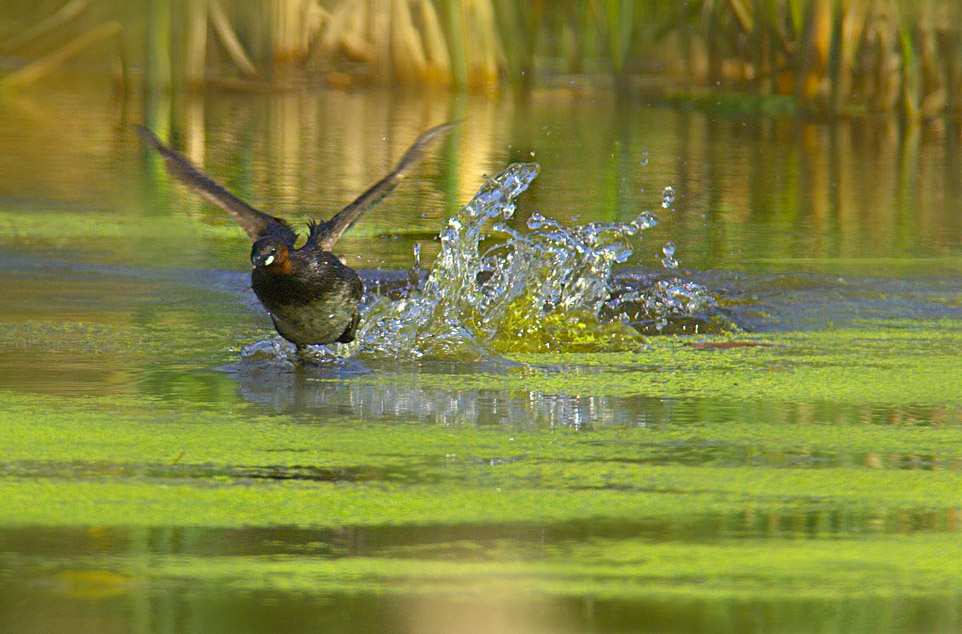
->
[[137, 122, 453, 354]]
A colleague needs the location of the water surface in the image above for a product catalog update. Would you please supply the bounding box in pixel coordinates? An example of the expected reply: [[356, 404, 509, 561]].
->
[[2, 83, 962, 633]]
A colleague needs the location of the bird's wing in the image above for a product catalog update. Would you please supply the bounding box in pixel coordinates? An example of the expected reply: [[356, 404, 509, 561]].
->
[[308, 122, 454, 252], [137, 125, 296, 243]]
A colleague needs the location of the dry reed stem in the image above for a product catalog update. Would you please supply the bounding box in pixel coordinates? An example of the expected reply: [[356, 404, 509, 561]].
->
[[272, 0, 310, 62], [317, 0, 375, 63], [917, 9, 945, 118], [418, 0, 452, 83], [185, 0, 208, 87], [390, 0, 429, 83], [1, 20, 122, 91], [836, 0, 867, 106], [370, 0, 393, 80], [303, 0, 329, 54], [726, 0, 754, 34], [464, 0, 503, 89], [0, 0, 89, 55], [870, 2, 901, 111], [319, 0, 355, 54], [210, 0, 259, 76], [798, 0, 832, 105]]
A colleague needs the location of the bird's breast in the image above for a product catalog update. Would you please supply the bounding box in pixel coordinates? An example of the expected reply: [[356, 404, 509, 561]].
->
[[250, 261, 362, 345]]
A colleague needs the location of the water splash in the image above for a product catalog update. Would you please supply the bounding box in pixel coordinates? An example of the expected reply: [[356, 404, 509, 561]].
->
[[243, 163, 720, 363], [661, 241, 679, 270], [346, 162, 717, 359], [605, 274, 718, 334], [636, 212, 658, 230], [661, 185, 676, 209]]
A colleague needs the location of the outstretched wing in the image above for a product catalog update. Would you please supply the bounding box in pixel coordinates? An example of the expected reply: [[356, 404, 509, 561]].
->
[[137, 125, 296, 244], [308, 122, 454, 251]]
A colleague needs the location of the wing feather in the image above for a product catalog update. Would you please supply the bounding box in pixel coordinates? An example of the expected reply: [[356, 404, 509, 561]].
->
[[137, 125, 296, 244], [308, 122, 454, 251]]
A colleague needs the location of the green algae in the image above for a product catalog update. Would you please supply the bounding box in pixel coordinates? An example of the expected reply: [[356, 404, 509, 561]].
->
[[0, 208, 248, 270], [5, 380, 962, 620], [3, 367, 962, 533], [3, 318, 962, 620], [6, 538, 960, 625], [4, 462, 962, 531], [356, 322, 962, 406], [30, 533, 962, 600], [0, 209, 237, 242], [0, 393, 960, 472], [489, 300, 645, 353]]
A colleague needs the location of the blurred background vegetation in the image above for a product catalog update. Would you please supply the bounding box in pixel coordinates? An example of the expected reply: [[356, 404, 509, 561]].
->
[[2, 0, 961, 118], [2, 2, 960, 278]]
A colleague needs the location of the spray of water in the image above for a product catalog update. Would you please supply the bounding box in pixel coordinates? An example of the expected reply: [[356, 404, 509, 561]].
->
[[243, 162, 718, 364]]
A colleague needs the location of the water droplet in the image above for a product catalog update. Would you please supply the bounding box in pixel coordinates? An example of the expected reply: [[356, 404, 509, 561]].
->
[[662, 185, 675, 209], [412, 242, 421, 269], [640, 150, 649, 166], [527, 212, 546, 230], [633, 212, 658, 230], [661, 241, 678, 270]]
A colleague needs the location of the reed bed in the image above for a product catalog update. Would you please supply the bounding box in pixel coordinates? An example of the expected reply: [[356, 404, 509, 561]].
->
[[1, 0, 961, 116]]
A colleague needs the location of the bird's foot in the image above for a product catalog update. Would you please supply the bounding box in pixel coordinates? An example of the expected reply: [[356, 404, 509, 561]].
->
[[294, 344, 338, 365]]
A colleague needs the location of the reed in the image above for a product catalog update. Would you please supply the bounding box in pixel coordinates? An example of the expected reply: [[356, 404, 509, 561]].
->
[[270, 0, 308, 63], [144, 0, 172, 90], [0, 20, 121, 91], [2, 0, 961, 115], [440, 0, 468, 87], [604, 0, 636, 82], [390, 0, 428, 83], [418, 0, 451, 83], [184, 0, 208, 88], [0, 0, 90, 56], [209, 0, 258, 77]]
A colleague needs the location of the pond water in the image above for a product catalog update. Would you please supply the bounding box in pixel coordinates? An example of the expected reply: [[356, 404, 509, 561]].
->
[[2, 82, 962, 633]]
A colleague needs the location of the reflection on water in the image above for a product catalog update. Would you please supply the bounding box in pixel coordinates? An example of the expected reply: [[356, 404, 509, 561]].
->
[[232, 360, 651, 427], [231, 351, 962, 433], [2, 583, 959, 634], [1, 84, 961, 272], [4, 508, 962, 633]]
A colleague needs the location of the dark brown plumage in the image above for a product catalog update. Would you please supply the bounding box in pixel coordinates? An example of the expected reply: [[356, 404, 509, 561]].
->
[[138, 122, 452, 349]]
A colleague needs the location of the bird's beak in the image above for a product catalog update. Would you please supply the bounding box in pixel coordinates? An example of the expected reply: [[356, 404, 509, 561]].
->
[[253, 254, 276, 269]]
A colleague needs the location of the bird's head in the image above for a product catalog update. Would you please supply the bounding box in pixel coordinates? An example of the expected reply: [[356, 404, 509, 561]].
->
[[251, 238, 292, 274]]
